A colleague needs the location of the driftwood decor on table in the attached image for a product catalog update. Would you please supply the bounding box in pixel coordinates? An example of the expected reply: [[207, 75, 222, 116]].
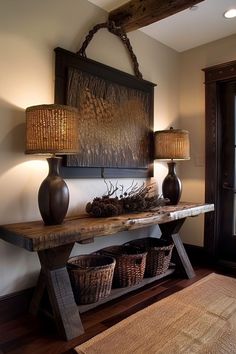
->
[[86, 181, 169, 217], [54, 22, 156, 178]]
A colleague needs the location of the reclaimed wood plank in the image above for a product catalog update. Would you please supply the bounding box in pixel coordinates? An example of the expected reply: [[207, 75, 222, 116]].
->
[[46, 267, 84, 340], [0, 203, 214, 251], [109, 0, 204, 32], [172, 233, 196, 279], [29, 270, 46, 316], [29, 244, 84, 341]]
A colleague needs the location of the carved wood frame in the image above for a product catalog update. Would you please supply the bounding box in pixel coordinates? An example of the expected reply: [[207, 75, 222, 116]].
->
[[54, 47, 156, 178], [203, 60, 236, 258]]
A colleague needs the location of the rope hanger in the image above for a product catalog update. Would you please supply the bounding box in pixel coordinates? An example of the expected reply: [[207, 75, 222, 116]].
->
[[77, 21, 143, 80]]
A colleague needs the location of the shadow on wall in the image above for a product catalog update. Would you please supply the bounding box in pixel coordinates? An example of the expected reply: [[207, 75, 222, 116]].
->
[[0, 238, 40, 296], [1, 264, 39, 296], [0, 99, 46, 223], [0, 123, 25, 154], [71, 226, 161, 258], [0, 98, 26, 171], [179, 112, 205, 181]]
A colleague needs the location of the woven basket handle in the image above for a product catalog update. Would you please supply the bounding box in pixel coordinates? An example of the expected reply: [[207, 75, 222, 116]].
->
[[77, 21, 143, 80]]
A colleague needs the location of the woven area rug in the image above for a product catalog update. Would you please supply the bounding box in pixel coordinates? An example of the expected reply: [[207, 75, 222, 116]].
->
[[75, 273, 236, 354]]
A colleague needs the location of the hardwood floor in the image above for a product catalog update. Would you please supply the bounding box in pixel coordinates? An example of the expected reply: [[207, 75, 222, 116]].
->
[[0, 267, 222, 354]]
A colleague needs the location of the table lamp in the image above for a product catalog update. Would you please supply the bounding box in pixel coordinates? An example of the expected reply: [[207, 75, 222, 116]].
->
[[154, 127, 190, 205], [25, 104, 79, 225]]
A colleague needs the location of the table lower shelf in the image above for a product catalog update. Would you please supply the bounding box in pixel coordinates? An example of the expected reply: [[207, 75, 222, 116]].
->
[[78, 267, 175, 313]]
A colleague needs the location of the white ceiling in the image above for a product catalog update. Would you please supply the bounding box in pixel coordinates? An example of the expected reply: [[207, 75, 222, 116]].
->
[[88, 0, 236, 52]]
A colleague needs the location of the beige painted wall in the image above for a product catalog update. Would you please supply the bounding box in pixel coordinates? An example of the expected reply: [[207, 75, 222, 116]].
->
[[0, 0, 180, 296], [179, 34, 236, 246]]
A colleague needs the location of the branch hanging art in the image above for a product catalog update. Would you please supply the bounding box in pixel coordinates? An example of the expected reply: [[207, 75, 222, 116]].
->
[[54, 21, 156, 178]]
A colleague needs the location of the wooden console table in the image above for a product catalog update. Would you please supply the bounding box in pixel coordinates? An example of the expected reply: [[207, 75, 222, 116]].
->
[[0, 202, 214, 341]]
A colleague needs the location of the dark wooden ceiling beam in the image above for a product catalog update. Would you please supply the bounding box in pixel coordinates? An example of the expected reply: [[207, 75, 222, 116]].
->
[[109, 0, 204, 32]]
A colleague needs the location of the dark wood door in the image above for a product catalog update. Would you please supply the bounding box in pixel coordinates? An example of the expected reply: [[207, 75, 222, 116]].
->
[[219, 81, 236, 261]]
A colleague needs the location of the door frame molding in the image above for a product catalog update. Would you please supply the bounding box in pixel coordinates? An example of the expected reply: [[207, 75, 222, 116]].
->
[[203, 60, 236, 258]]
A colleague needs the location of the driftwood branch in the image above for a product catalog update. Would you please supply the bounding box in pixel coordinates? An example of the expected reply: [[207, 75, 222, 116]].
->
[[86, 181, 169, 217]]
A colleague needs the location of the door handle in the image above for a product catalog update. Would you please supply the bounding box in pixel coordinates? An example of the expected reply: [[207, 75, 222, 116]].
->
[[222, 182, 236, 192]]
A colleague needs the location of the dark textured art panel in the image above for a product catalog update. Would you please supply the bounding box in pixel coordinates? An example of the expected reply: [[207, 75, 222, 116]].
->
[[54, 47, 155, 177], [66, 67, 151, 168]]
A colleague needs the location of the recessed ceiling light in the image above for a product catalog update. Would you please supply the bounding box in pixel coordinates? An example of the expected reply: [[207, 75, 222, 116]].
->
[[224, 9, 236, 19]]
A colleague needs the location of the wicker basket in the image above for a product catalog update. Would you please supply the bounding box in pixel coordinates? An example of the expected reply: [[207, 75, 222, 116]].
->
[[67, 254, 116, 304], [96, 245, 147, 288], [125, 238, 174, 277]]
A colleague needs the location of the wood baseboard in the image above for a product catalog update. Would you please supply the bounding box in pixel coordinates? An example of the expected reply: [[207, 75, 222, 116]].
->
[[0, 287, 34, 323], [183, 243, 211, 265]]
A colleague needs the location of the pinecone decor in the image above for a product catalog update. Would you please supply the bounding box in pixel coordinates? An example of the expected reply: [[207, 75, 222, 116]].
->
[[86, 181, 169, 217], [86, 196, 123, 217]]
